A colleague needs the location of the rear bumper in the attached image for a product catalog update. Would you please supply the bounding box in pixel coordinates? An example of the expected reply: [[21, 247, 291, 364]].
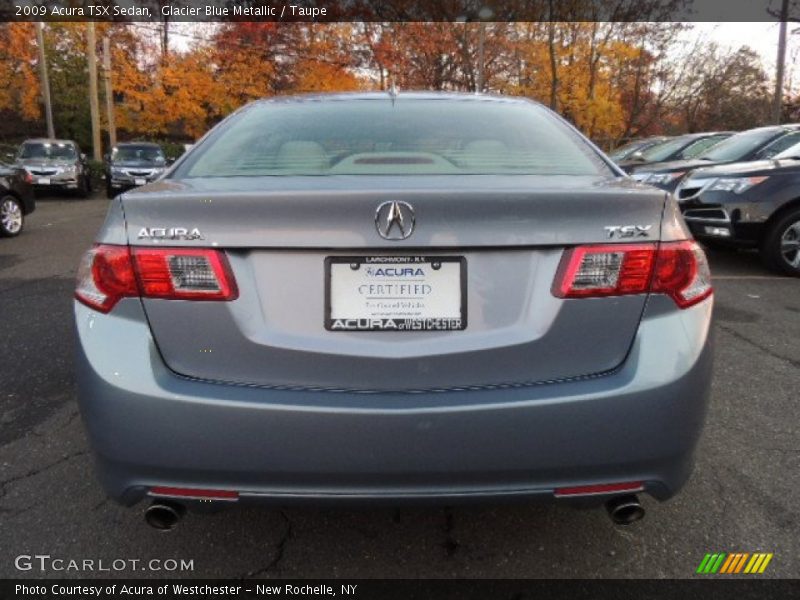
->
[[108, 178, 156, 190], [75, 295, 713, 507], [33, 179, 81, 191]]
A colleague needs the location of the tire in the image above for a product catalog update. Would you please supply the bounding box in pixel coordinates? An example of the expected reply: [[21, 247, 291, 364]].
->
[[0, 195, 24, 237], [759, 207, 800, 276]]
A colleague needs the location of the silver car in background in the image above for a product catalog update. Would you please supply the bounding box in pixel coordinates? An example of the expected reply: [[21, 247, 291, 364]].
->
[[105, 142, 169, 198], [17, 138, 91, 197], [74, 93, 713, 529]]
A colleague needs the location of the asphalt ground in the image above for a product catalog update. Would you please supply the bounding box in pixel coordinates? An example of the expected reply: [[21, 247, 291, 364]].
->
[[0, 193, 797, 579]]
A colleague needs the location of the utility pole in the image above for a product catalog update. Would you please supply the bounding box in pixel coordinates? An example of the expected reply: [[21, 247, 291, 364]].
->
[[102, 36, 116, 149], [475, 7, 494, 93], [86, 22, 102, 160], [477, 22, 485, 93], [773, 0, 790, 124], [35, 22, 55, 139]]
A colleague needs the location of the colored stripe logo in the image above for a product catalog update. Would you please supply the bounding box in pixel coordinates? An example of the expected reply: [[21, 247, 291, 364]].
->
[[696, 552, 773, 574]]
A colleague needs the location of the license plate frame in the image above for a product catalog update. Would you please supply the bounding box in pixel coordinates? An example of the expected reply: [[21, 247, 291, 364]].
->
[[325, 256, 467, 332], [134, 178, 146, 186], [37, 177, 50, 185]]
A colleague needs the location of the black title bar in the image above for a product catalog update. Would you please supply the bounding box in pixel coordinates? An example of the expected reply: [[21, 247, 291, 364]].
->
[[3, 579, 800, 600], [1, 0, 797, 23]]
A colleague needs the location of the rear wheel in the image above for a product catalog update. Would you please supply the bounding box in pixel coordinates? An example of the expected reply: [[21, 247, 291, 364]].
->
[[0, 195, 24, 237], [760, 207, 800, 276]]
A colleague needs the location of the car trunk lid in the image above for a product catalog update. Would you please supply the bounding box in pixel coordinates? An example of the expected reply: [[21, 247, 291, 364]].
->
[[122, 175, 667, 392]]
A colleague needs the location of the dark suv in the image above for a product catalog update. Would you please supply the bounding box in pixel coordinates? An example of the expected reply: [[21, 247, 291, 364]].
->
[[0, 160, 35, 237], [105, 142, 168, 198], [15, 139, 91, 197], [676, 140, 800, 276], [629, 125, 800, 193]]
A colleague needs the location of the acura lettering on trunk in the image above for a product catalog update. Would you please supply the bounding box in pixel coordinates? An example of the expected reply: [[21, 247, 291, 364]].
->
[[74, 92, 713, 529]]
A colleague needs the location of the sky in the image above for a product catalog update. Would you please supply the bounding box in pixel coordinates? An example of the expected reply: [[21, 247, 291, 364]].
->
[[691, 22, 800, 92]]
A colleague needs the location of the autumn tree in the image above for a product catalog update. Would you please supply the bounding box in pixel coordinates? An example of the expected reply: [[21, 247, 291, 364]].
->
[[0, 19, 785, 149], [0, 23, 41, 123], [673, 45, 772, 132]]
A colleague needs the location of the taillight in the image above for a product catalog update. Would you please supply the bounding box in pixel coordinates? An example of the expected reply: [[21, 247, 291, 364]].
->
[[75, 244, 238, 313], [651, 241, 713, 308], [132, 248, 238, 300], [553, 241, 712, 309], [552, 243, 656, 298], [75, 245, 138, 313]]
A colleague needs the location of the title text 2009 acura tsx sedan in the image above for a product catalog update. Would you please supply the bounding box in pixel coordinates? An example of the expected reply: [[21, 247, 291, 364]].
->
[[74, 93, 713, 529]]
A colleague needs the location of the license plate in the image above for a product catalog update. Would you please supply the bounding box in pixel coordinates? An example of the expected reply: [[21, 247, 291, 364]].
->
[[134, 178, 146, 186], [326, 256, 466, 331], [37, 177, 50, 185]]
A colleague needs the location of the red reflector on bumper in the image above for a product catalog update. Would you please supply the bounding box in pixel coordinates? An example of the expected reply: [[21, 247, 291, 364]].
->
[[149, 486, 239, 501], [554, 481, 644, 497]]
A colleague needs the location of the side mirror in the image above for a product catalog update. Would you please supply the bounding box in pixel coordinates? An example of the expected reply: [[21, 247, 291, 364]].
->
[[5, 153, 14, 160], [81, 153, 87, 161], [166, 157, 176, 166]]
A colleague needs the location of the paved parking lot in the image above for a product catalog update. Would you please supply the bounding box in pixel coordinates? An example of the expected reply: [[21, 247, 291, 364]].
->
[[0, 194, 797, 579]]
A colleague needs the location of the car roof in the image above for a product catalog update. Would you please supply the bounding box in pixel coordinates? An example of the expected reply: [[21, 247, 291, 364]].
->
[[115, 141, 162, 147], [255, 91, 539, 106], [22, 138, 78, 145], [684, 131, 735, 137], [739, 124, 800, 133]]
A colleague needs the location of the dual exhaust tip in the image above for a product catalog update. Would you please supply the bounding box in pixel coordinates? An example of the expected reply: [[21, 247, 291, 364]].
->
[[606, 494, 645, 525], [145, 501, 186, 531], [145, 494, 645, 530]]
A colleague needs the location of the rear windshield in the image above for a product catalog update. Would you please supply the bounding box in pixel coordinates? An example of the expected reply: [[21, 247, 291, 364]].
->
[[697, 129, 779, 162], [608, 141, 647, 161], [180, 99, 608, 177], [112, 145, 165, 163], [775, 140, 800, 160], [639, 137, 690, 162], [19, 142, 77, 160]]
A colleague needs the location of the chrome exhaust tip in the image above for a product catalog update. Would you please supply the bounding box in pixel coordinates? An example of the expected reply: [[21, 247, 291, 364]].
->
[[606, 494, 645, 525], [145, 501, 186, 531]]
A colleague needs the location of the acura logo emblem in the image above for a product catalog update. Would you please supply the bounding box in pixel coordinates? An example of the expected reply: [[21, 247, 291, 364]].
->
[[375, 201, 415, 240]]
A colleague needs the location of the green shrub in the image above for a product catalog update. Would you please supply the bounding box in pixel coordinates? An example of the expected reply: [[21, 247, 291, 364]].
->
[[86, 159, 105, 186], [0, 142, 19, 162], [158, 141, 189, 161]]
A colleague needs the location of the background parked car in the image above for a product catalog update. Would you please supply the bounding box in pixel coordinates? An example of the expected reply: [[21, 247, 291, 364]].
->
[[0, 160, 35, 237], [105, 142, 170, 198], [617, 132, 732, 173], [677, 140, 800, 276], [629, 125, 800, 193], [607, 136, 671, 162], [14, 139, 91, 198]]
